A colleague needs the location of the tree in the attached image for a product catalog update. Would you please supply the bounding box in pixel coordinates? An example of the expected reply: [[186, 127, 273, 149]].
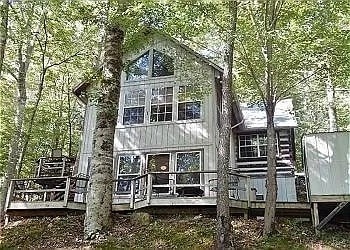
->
[[237, 0, 301, 235], [0, 0, 9, 77], [216, 0, 238, 248], [84, 23, 124, 239]]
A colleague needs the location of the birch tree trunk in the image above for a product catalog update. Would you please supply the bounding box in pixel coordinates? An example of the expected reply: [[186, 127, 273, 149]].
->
[[84, 24, 124, 240], [217, 1, 237, 249], [0, 0, 9, 77], [325, 67, 338, 132]]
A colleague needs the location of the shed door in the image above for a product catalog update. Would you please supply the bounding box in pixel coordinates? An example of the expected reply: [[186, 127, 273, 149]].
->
[[147, 154, 170, 193]]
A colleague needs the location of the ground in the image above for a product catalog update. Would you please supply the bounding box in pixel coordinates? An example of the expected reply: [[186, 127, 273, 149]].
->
[[0, 214, 350, 249]]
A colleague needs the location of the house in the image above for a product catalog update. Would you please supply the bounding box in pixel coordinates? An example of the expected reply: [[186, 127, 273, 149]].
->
[[73, 30, 298, 206], [5, 31, 304, 219]]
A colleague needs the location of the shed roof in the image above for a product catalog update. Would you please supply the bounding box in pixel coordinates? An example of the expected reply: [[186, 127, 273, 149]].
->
[[240, 98, 297, 129]]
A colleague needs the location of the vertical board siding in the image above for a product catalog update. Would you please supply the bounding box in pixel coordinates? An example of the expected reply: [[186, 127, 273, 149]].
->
[[252, 176, 297, 202], [77, 103, 96, 175], [304, 132, 350, 196]]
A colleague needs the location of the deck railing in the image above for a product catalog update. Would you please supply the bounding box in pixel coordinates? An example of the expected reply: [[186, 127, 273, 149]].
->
[[113, 171, 252, 209], [6, 171, 302, 210], [5, 176, 89, 210]]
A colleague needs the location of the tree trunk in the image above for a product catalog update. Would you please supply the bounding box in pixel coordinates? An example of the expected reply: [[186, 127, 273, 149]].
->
[[84, 24, 124, 240], [0, 0, 9, 77], [325, 67, 337, 132], [216, 1, 237, 249], [263, 103, 277, 235], [0, 54, 27, 221]]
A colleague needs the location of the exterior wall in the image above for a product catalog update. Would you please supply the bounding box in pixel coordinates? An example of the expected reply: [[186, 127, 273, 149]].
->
[[235, 128, 297, 202], [76, 102, 96, 176], [304, 131, 350, 197]]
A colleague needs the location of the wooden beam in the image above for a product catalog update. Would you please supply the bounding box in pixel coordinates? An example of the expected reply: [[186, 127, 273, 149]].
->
[[316, 202, 349, 231]]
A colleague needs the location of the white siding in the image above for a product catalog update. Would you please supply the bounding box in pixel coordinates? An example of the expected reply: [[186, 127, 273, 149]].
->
[[77, 103, 96, 176], [251, 176, 297, 202], [304, 132, 350, 196]]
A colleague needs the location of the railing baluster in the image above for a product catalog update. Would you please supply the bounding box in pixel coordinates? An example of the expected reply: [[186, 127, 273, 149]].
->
[[130, 179, 136, 209], [147, 174, 153, 204], [63, 177, 70, 207], [247, 176, 251, 207]]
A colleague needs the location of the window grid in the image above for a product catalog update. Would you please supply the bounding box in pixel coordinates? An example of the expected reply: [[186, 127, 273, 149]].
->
[[123, 90, 146, 125], [150, 87, 173, 122], [176, 151, 201, 185], [239, 134, 268, 158], [178, 85, 201, 120], [116, 155, 141, 194]]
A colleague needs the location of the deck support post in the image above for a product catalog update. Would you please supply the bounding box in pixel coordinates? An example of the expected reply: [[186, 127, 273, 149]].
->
[[5, 180, 14, 210], [312, 202, 320, 235], [316, 201, 349, 231], [130, 179, 136, 209], [4, 214, 9, 226]]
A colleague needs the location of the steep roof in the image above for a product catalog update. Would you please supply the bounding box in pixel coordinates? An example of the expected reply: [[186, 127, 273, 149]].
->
[[240, 99, 297, 129]]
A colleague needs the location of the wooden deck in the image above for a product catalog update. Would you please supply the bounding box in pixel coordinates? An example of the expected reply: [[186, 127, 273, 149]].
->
[[5, 172, 311, 218]]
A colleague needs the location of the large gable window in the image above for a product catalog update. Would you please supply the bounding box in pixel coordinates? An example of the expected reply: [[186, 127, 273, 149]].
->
[[152, 50, 174, 77], [123, 90, 145, 125], [239, 134, 267, 158], [150, 87, 173, 122], [116, 155, 141, 194], [126, 52, 149, 80], [178, 86, 201, 120], [126, 49, 174, 80]]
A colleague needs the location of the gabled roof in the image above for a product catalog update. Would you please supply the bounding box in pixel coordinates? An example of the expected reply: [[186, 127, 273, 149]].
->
[[240, 99, 297, 129]]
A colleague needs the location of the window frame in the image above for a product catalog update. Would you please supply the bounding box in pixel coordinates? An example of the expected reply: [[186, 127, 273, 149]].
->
[[177, 85, 202, 121], [122, 89, 146, 125], [238, 133, 279, 159], [116, 155, 142, 194], [125, 49, 174, 82], [150, 86, 174, 123], [175, 151, 202, 186]]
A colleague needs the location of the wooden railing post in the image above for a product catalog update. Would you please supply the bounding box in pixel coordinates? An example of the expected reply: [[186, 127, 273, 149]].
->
[[130, 179, 136, 209], [61, 157, 66, 177], [247, 176, 251, 208], [63, 177, 70, 207], [4, 180, 15, 210], [147, 174, 153, 204]]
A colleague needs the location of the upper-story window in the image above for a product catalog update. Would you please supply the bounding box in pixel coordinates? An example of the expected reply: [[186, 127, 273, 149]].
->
[[150, 87, 173, 122], [239, 134, 267, 158], [126, 52, 149, 80], [152, 50, 174, 77], [178, 85, 201, 120], [126, 49, 174, 80], [123, 90, 145, 125]]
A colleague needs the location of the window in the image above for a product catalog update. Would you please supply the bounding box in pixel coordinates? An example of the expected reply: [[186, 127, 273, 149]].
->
[[150, 87, 173, 122], [116, 155, 141, 194], [178, 86, 201, 120], [152, 50, 174, 77], [126, 50, 174, 80], [176, 152, 201, 184], [239, 134, 267, 158], [126, 52, 149, 80], [123, 90, 146, 125]]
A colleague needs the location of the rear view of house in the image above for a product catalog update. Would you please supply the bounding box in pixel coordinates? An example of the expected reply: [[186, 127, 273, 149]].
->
[[5, 31, 305, 217], [75, 31, 299, 206]]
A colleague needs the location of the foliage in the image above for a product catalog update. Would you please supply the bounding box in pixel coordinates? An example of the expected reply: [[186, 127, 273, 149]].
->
[[1, 215, 350, 249]]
